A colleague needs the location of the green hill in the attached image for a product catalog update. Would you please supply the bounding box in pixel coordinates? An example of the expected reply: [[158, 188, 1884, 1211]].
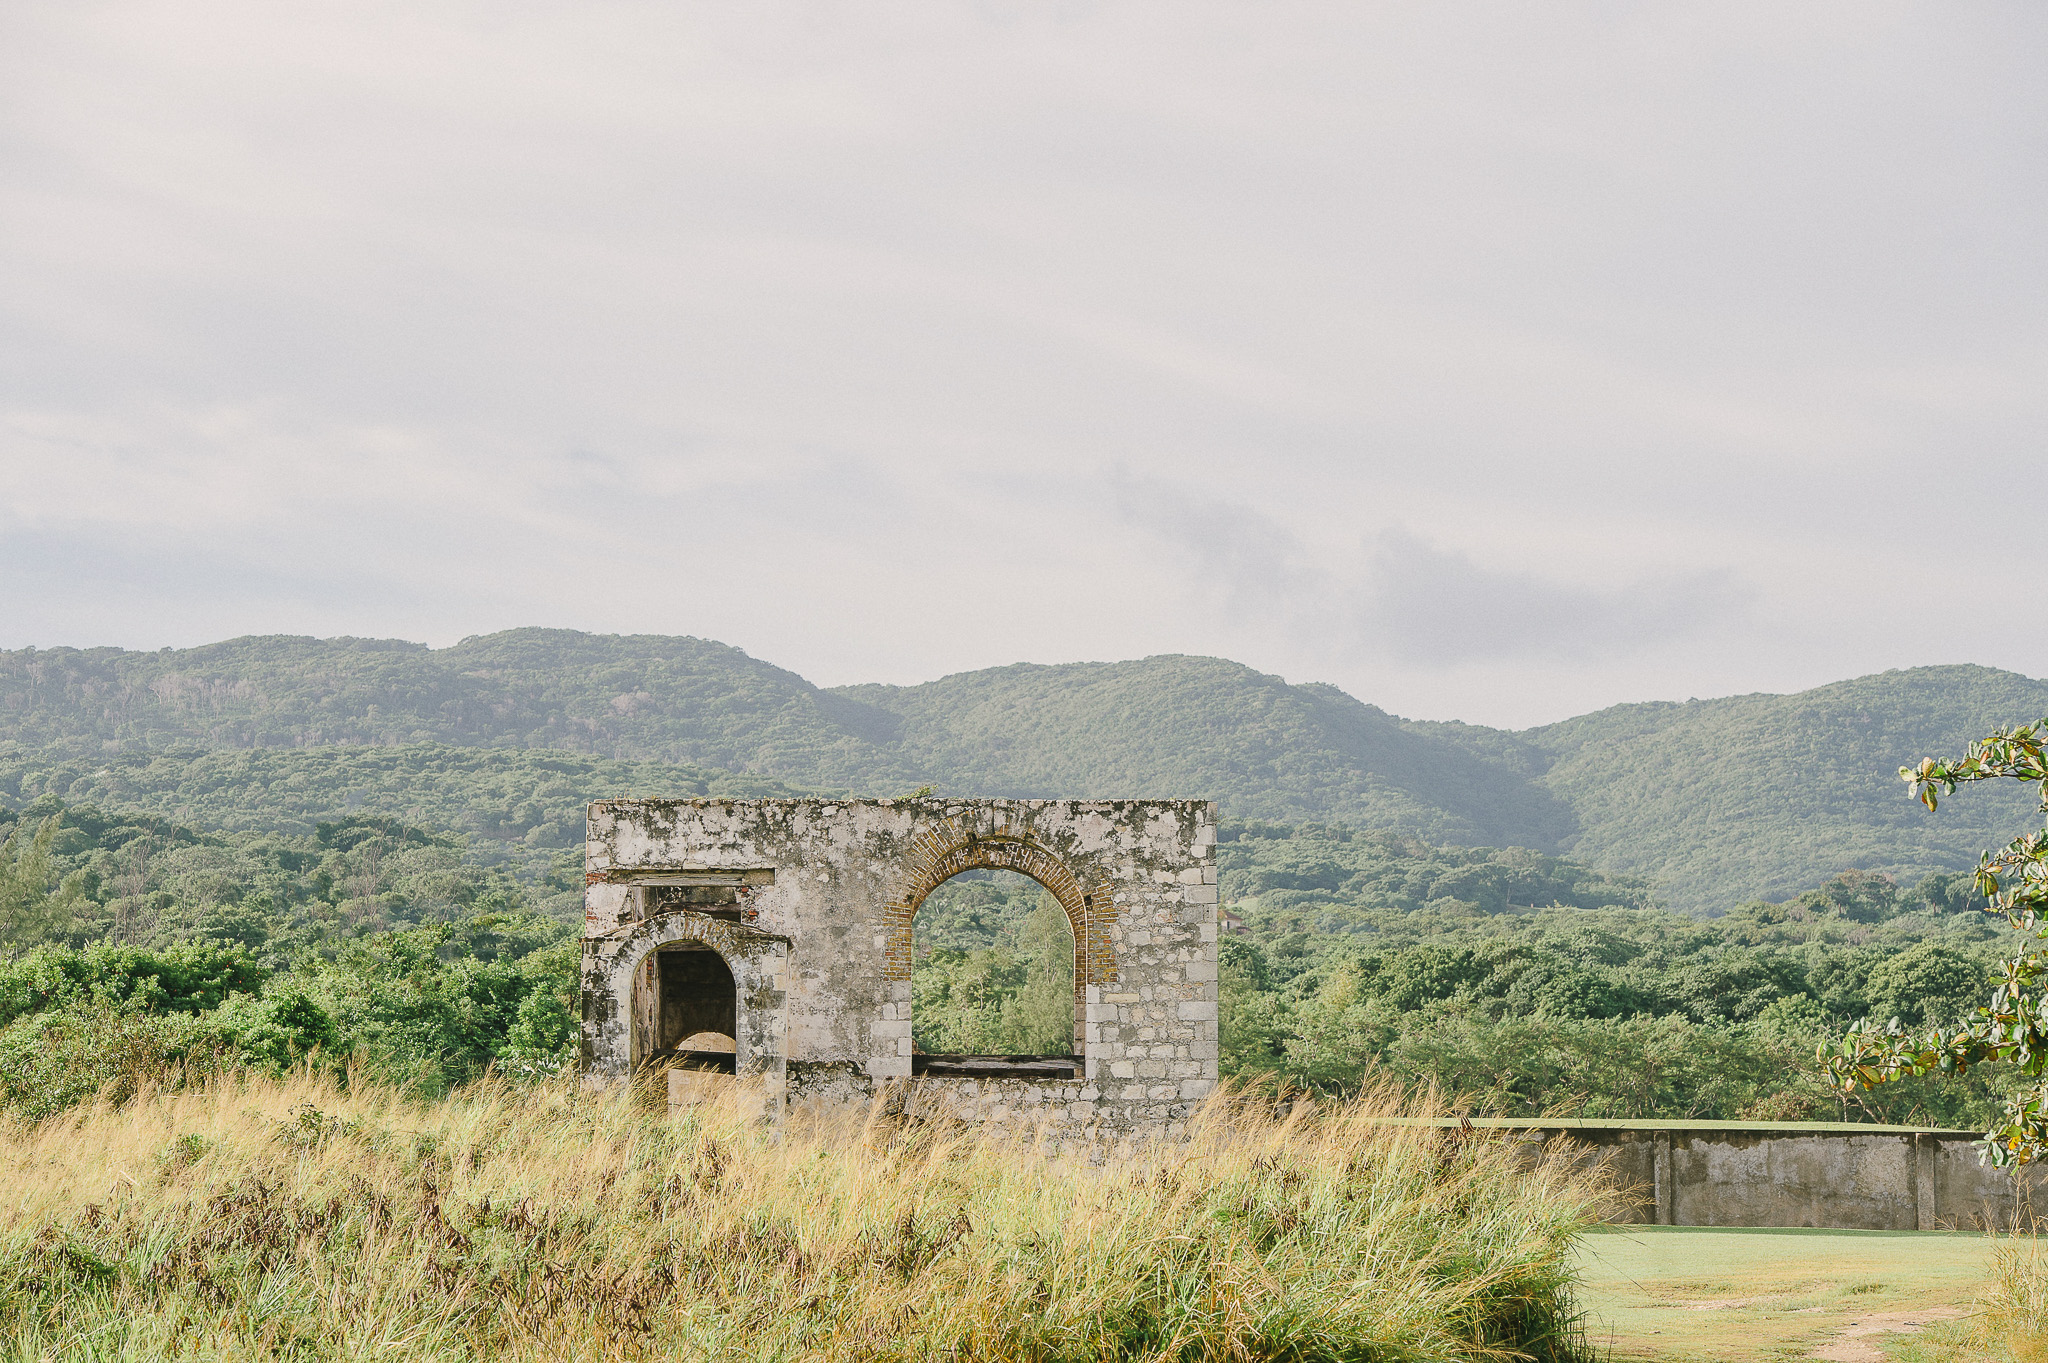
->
[[831, 658, 1572, 847], [0, 633, 1571, 844], [0, 631, 912, 783], [1509, 665, 2048, 910], [2, 631, 2042, 912], [0, 742, 802, 885]]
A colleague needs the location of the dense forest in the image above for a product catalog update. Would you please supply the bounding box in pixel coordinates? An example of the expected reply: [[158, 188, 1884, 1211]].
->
[[0, 788, 2021, 1125], [0, 627, 2040, 1127], [5, 630, 2045, 910], [0, 742, 797, 884], [0, 798, 577, 1115]]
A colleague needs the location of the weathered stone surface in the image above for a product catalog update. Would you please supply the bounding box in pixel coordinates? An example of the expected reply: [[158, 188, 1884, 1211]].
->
[[584, 797, 1219, 1142]]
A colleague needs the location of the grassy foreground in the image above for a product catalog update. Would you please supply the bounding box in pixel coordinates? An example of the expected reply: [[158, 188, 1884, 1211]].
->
[[1572, 1227, 1997, 1362], [1570, 1227, 2048, 1363], [0, 1074, 1613, 1362], [1891, 1235, 2048, 1363]]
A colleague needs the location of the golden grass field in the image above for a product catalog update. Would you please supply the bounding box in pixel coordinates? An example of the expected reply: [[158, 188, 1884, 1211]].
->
[[0, 1074, 1616, 1362]]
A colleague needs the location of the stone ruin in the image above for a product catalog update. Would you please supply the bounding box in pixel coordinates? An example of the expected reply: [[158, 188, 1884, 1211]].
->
[[580, 797, 1219, 1145]]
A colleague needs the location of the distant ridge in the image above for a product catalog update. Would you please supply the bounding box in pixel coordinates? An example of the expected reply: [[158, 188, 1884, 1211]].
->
[[2, 630, 2042, 911]]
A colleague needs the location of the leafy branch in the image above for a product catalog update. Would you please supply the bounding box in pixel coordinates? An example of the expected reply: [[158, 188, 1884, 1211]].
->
[[1829, 720, 2048, 1165]]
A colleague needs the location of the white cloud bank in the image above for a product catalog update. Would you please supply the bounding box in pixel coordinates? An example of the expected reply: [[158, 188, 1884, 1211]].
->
[[1, 1, 2043, 726]]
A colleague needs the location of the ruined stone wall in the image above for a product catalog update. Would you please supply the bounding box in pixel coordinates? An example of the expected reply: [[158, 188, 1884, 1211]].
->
[[582, 797, 1219, 1142]]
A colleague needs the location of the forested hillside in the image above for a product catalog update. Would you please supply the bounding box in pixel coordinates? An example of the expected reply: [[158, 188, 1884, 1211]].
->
[[1507, 665, 2048, 909], [0, 742, 800, 881], [0, 632, 903, 781], [4, 631, 2045, 911], [0, 634, 1565, 844], [833, 659, 1573, 845]]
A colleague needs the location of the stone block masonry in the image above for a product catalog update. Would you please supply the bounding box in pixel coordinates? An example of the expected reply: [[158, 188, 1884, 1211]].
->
[[581, 797, 1219, 1144]]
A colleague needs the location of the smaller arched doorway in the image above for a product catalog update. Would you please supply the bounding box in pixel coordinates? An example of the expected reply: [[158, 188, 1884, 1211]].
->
[[635, 944, 740, 1073], [581, 908, 789, 1089]]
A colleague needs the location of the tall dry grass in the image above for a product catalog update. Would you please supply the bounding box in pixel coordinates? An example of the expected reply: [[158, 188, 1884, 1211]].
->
[[1894, 1236, 2048, 1363], [1938, 1236, 2048, 1363], [0, 1074, 1615, 1361]]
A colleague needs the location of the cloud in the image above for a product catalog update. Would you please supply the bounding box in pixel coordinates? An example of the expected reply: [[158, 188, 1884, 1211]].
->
[[1108, 471, 1324, 625], [1114, 479, 1751, 671], [1356, 529, 1753, 667], [0, 2, 2043, 724]]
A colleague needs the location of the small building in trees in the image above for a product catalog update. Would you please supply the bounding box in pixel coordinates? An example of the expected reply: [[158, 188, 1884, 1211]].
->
[[580, 797, 1219, 1144]]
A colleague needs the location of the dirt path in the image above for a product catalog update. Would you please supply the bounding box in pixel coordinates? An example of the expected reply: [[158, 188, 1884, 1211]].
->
[[1809, 1306, 1965, 1362]]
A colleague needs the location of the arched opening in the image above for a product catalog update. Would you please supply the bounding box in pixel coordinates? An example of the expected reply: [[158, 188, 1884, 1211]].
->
[[631, 944, 738, 1074], [911, 868, 1078, 1078]]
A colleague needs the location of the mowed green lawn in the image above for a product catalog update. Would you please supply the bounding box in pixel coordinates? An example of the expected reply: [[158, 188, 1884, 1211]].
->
[[1572, 1227, 2000, 1362]]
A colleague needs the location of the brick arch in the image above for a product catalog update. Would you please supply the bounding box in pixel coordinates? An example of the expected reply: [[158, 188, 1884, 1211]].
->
[[881, 821, 1115, 986]]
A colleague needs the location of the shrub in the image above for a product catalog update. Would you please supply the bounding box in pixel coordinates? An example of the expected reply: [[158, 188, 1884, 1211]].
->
[[210, 982, 339, 1071], [0, 940, 267, 1027], [0, 1007, 233, 1119]]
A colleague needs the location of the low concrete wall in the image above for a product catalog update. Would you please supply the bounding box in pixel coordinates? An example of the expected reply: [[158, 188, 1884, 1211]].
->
[[1469, 1119, 2047, 1231]]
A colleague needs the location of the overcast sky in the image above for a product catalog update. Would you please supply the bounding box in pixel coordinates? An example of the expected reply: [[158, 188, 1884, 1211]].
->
[[2, 2, 2043, 728]]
